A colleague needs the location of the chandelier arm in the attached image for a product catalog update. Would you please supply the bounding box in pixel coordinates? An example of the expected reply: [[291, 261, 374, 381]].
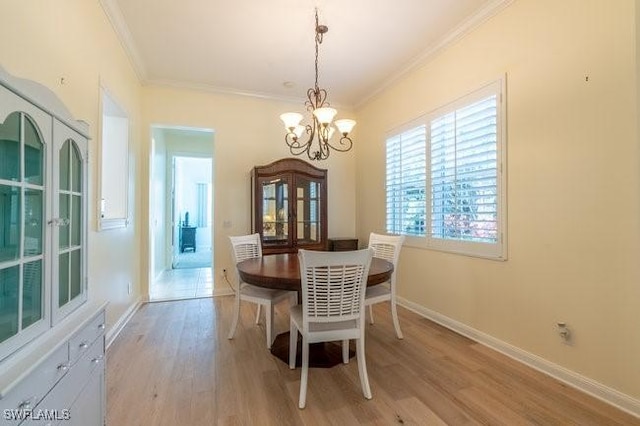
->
[[309, 119, 329, 160], [324, 135, 354, 153], [319, 139, 330, 159], [285, 124, 321, 160], [305, 89, 315, 112], [306, 88, 328, 111]]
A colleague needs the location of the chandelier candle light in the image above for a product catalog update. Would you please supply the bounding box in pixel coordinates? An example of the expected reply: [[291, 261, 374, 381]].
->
[[280, 8, 356, 161]]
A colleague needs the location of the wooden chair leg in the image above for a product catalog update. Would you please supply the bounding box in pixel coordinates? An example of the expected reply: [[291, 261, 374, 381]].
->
[[390, 300, 403, 339], [342, 340, 349, 364], [227, 294, 241, 340], [289, 324, 297, 369], [255, 304, 262, 325], [266, 304, 273, 349], [299, 337, 310, 409], [356, 337, 372, 399]]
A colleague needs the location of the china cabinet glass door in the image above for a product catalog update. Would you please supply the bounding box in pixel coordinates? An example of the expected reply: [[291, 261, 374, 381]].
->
[[295, 176, 322, 245], [52, 121, 87, 323], [261, 177, 290, 244], [0, 95, 52, 356]]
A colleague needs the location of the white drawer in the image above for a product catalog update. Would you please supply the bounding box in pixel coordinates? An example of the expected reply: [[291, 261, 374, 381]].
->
[[68, 312, 105, 366], [23, 337, 104, 426], [0, 344, 69, 426]]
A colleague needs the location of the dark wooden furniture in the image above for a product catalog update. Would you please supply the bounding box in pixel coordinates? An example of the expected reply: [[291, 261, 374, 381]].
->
[[180, 226, 197, 252], [328, 237, 358, 251], [251, 158, 327, 254], [237, 253, 393, 368]]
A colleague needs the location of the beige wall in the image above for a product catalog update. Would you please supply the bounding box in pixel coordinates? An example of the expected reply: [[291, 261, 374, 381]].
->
[[140, 86, 358, 296], [356, 0, 640, 401], [0, 0, 143, 330]]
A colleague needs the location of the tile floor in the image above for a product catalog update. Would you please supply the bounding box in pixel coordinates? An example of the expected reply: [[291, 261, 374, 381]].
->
[[149, 267, 213, 301], [174, 247, 212, 269]]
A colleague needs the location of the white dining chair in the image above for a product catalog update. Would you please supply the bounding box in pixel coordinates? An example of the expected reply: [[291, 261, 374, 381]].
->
[[289, 248, 373, 409], [227, 233, 297, 349], [366, 232, 405, 339]]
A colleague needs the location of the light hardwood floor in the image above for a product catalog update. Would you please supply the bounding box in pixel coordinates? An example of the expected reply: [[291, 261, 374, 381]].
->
[[150, 267, 213, 301], [107, 297, 639, 425]]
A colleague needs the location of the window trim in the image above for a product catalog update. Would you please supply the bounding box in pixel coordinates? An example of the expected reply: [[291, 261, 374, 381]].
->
[[385, 77, 507, 260]]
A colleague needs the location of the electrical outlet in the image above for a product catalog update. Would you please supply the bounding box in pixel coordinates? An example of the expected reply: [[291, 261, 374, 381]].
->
[[557, 322, 571, 344]]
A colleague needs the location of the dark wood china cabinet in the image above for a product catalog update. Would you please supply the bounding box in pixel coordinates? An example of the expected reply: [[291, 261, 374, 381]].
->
[[252, 158, 327, 254]]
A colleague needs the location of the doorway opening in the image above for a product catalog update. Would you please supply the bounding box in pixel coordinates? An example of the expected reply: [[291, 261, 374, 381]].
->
[[173, 156, 212, 268], [149, 126, 214, 301]]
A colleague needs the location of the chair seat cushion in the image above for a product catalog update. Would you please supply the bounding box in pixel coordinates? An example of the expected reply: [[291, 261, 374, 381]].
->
[[241, 283, 294, 301], [365, 283, 391, 300], [290, 305, 359, 333]]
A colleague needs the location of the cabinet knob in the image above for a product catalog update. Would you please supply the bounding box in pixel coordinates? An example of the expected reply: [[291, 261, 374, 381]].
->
[[57, 362, 70, 372], [91, 355, 104, 364], [18, 397, 34, 410], [47, 218, 70, 227], [98, 323, 105, 330], [79, 342, 89, 349]]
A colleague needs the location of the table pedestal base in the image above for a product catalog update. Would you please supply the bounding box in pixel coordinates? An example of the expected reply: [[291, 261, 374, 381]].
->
[[270, 332, 355, 368]]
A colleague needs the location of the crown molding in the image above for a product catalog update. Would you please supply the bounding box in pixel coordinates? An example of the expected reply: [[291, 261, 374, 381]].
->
[[143, 77, 355, 110], [100, 0, 512, 110], [354, 0, 515, 109], [99, 0, 147, 81]]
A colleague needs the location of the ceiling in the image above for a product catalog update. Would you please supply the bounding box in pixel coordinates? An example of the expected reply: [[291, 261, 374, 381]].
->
[[101, 0, 510, 108]]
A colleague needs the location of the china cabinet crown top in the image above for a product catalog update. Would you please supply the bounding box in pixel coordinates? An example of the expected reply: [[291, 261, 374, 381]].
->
[[0, 66, 88, 137], [252, 157, 326, 177]]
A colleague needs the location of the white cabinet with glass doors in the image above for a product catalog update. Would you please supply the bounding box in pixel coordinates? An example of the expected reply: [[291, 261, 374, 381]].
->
[[0, 68, 88, 362]]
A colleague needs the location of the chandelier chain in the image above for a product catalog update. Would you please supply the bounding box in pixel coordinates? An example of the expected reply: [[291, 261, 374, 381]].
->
[[314, 8, 322, 105]]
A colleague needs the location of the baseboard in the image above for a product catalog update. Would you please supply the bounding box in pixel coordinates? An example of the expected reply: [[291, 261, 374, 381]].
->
[[213, 288, 233, 297], [105, 298, 143, 349], [397, 297, 640, 419]]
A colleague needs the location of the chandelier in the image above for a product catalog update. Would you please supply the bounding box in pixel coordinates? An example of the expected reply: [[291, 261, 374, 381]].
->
[[280, 9, 356, 161]]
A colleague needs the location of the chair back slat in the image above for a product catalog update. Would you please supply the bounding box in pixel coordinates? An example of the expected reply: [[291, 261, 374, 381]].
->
[[229, 233, 262, 265], [299, 249, 373, 325], [370, 243, 395, 263], [368, 232, 405, 268]]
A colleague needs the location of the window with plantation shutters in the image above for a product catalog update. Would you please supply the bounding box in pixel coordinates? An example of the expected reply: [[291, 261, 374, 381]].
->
[[385, 123, 426, 236], [385, 78, 506, 259]]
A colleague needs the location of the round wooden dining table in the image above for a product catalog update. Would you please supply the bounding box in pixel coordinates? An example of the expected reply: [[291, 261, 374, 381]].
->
[[236, 252, 394, 368], [236, 252, 394, 291]]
